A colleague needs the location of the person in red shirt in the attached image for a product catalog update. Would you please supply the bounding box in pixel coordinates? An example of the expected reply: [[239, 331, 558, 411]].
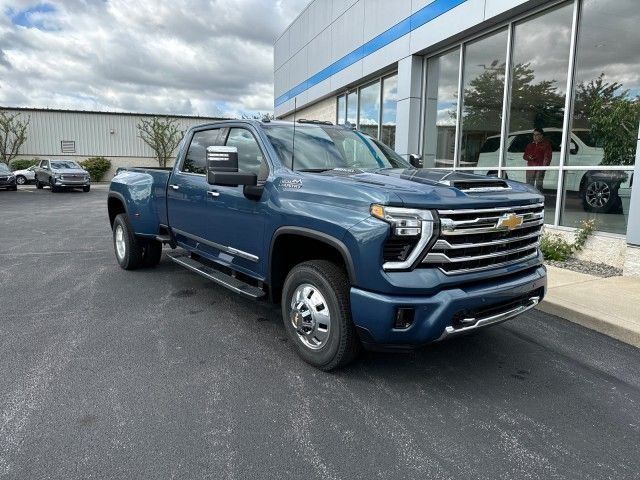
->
[[523, 128, 552, 190]]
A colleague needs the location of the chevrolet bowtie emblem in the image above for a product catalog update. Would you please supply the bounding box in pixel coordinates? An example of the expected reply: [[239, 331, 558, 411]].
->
[[497, 213, 524, 230]]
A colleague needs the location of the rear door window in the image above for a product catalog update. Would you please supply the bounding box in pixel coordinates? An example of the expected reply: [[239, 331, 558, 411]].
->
[[182, 129, 224, 175]]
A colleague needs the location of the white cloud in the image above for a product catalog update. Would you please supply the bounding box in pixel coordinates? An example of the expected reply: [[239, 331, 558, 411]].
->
[[0, 0, 310, 117]]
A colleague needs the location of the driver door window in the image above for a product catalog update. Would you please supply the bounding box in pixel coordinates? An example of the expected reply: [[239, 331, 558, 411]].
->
[[225, 128, 268, 181]]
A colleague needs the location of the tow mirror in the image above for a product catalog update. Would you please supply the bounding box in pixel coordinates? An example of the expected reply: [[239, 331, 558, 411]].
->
[[569, 141, 578, 155], [206, 146, 256, 186], [409, 154, 423, 169]]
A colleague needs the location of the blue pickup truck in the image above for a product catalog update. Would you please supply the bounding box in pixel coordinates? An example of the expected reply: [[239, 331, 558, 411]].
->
[[108, 119, 546, 370]]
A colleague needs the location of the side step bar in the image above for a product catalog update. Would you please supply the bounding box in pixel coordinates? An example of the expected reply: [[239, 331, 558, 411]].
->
[[168, 252, 265, 299]]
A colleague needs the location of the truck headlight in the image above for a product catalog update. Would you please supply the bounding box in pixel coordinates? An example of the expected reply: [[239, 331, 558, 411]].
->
[[370, 204, 437, 270]]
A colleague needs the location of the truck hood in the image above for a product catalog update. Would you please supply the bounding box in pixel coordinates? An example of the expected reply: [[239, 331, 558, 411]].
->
[[310, 167, 544, 209]]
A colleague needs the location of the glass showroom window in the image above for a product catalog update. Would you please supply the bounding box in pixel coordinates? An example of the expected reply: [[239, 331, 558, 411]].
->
[[358, 81, 380, 138], [504, 3, 574, 222], [460, 28, 508, 170], [347, 91, 358, 125], [560, 0, 639, 234], [422, 48, 460, 168], [337, 95, 346, 125], [381, 75, 398, 149], [336, 73, 398, 149]]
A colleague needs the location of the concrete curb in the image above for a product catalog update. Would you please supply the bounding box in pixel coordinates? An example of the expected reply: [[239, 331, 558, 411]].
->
[[536, 300, 640, 348]]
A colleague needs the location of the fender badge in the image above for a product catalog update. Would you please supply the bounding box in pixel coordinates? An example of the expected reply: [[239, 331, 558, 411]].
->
[[279, 178, 303, 190]]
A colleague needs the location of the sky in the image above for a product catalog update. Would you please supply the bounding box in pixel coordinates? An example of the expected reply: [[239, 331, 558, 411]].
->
[[0, 0, 310, 118]]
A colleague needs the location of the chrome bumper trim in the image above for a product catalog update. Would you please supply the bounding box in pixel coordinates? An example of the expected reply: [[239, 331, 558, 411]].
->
[[437, 295, 540, 341]]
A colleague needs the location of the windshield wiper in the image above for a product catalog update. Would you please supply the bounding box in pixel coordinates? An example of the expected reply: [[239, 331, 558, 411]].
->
[[296, 168, 334, 173]]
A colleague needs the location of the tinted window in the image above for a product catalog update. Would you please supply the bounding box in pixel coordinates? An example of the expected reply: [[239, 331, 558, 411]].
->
[[225, 128, 268, 181], [545, 131, 563, 152], [508, 134, 530, 153], [573, 130, 599, 148], [183, 129, 222, 175], [479, 137, 501, 153]]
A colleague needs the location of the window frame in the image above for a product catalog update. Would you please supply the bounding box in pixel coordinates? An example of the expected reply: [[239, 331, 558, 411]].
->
[[178, 126, 226, 177], [418, 0, 637, 236]]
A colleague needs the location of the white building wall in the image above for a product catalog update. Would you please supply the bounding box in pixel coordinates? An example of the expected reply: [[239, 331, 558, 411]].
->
[[274, 0, 539, 118]]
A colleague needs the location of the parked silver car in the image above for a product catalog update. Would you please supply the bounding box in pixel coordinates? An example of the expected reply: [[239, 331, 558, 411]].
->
[[12, 165, 37, 185], [34, 159, 91, 192]]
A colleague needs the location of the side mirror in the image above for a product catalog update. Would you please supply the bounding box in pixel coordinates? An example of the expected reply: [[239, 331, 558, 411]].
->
[[206, 146, 257, 186], [569, 141, 578, 155], [409, 154, 423, 169]]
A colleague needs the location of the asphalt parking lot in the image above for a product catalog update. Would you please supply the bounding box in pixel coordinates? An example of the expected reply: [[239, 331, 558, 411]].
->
[[1, 184, 639, 480]]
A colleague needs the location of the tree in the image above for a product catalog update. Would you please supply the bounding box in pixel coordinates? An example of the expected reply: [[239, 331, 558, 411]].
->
[[0, 111, 30, 165], [459, 62, 565, 131], [137, 116, 183, 168], [241, 112, 275, 121]]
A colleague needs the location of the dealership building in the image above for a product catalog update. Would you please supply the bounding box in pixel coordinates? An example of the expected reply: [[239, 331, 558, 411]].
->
[[274, 0, 640, 275]]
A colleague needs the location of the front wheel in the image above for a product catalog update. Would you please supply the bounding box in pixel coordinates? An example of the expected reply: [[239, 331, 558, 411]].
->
[[49, 178, 57, 192], [83, 185, 90, 192], [16, 175, 26, 185], [281, 260, 360, 371], [581, 177, 620, 213], [35, 177, 43, 189], [112, 214, 143, 270]]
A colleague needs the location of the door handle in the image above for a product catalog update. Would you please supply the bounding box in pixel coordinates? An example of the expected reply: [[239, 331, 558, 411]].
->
[[169, 184, 180, 190], [207, 190, 220, 197]]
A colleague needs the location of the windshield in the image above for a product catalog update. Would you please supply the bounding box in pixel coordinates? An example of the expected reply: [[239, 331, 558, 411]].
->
[[51, 161, 81, 169], [263, 124, 410, 171], [0, 163, 10, 173]]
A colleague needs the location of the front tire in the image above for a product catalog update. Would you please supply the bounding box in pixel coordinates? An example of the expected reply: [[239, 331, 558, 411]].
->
[[16, 175, 26, 185], [83, 185, 90, 192], [113, 214, 143, 270], [581, 176, 620, 213], [35, 177, 43, 189], [281, 260, 360, 371], [49, 178, 57, 192]]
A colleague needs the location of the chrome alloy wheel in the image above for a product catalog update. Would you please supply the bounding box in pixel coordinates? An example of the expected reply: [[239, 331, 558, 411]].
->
[[115, 224, 126, 260], [290, 283, 331, 350], [585, 181, 611, 208]]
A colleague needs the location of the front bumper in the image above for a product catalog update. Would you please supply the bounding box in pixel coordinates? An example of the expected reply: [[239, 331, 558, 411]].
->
[[0, 178, 16, 189], [350, 265, 546, 350], [54, 178, 90, 187]]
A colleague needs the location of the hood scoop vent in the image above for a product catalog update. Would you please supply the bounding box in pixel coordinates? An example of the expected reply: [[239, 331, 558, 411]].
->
[[440, 178, 511, 192]]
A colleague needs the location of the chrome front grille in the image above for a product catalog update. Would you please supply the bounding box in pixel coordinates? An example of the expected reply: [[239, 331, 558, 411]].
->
[[423, 202, 544, 274]]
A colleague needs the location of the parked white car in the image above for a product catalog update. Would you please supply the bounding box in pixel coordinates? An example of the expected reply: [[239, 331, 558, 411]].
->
[[475, 128, 629, 213], [12, 165, 37, 185]]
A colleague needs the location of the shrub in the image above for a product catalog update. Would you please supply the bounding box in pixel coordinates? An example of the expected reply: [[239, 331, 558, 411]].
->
[[540, 219, 596, 261], [540, 234, 574, 261], [10, 158, 40, 171], [80, 157, 112, 182]]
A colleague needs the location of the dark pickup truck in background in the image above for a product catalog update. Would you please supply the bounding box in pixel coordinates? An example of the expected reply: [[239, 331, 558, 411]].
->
[[108, 120, 546, 370]]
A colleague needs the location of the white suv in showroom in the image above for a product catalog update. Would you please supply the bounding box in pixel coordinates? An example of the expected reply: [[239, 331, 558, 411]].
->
[[475, 128, 629, 213]]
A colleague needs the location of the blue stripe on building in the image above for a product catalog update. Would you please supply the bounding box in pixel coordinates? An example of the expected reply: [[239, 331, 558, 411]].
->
[[275, 0, 467, 107]]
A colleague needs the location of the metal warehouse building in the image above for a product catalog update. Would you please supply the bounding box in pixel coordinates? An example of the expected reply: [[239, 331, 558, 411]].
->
[[274, 0, 640, 275], [3, 107, 226, 177]]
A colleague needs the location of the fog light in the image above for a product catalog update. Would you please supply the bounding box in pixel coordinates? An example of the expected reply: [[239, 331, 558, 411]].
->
[[394, 307, 415, 329]]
